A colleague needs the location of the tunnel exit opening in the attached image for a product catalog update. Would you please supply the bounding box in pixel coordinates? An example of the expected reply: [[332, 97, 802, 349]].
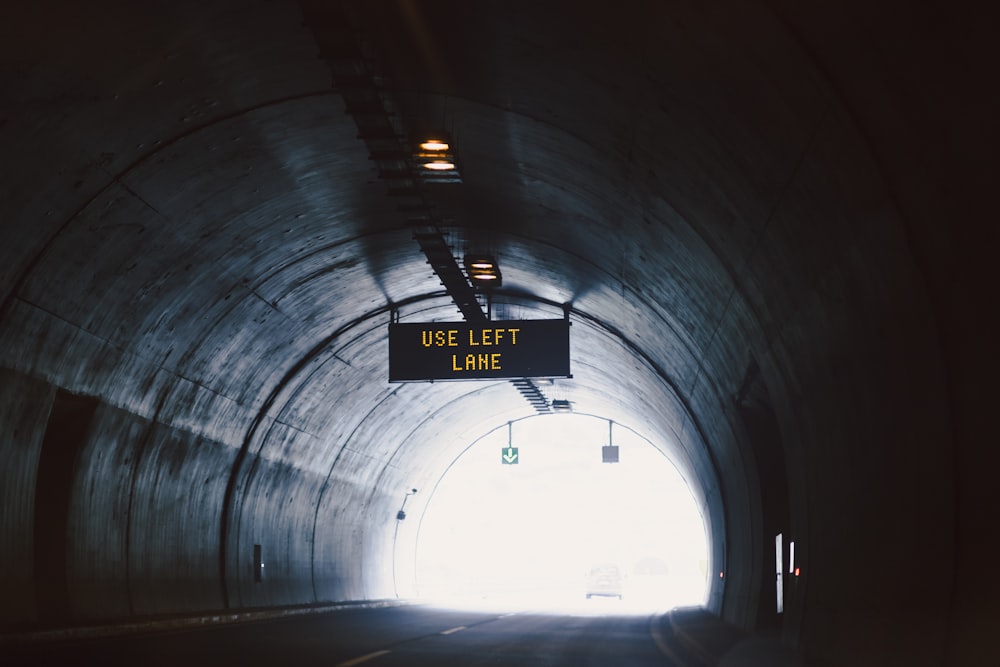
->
[[410, 414, 710, 613]]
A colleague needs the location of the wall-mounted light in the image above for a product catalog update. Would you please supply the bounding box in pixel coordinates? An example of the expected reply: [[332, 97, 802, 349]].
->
[[551, 399, 572, 413], [413, 135, 461, 183], [464, 254, 501, 288]]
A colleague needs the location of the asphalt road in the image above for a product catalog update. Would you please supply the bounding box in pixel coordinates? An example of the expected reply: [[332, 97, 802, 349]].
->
[[7, 603, 681, 666]]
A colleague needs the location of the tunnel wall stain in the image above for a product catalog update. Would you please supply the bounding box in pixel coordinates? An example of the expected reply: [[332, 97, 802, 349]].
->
[[33, 390, 99, 625], [65, 402, 145, 621], [0, 367, 380, 630], [735, 359, 790, 633], [0, 370, 53, 628]]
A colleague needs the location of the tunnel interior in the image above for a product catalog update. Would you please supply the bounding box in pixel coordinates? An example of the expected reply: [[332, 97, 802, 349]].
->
[[1, 1, 996, 664]]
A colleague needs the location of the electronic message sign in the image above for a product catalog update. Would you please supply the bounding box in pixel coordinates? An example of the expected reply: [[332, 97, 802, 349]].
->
[[388, 319, 570, 382]]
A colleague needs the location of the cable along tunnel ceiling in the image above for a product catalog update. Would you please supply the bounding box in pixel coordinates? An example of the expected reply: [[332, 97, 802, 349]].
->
[[1, 0, 971, 660]]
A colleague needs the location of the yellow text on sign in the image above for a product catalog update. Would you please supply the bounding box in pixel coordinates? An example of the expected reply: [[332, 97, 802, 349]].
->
[[452, 353, 502, 371], [420, 328, 521, 347]]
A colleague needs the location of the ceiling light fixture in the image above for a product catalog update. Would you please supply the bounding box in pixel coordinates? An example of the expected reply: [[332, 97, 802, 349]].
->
[[413, 133, 461, 183], [423, 160, 456, 171], [464, 254, 501, 288], [419, 140, 450, 151]]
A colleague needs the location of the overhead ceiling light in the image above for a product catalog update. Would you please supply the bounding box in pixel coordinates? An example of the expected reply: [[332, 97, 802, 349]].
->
[[423, 160, 456, 171], [551, 399, 572, 413], [464, 254, 501, 288], [413, 133, 461, 183], [419, 140, 450, 151], [468, 260, 496, 269]]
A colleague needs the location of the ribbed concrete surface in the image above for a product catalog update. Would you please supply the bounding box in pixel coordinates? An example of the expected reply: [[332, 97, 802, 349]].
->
[[1, 1, 995, 664]]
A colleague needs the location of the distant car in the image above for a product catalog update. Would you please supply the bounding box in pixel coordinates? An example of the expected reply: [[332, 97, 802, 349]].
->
[[585, 564, 623, 599]]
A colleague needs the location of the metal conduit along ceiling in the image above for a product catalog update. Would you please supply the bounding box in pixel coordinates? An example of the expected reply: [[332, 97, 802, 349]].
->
[[0, 0, 995, 664]]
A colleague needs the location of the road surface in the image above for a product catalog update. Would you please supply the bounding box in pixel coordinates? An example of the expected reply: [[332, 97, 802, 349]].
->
[[7, 602, 688, 666]]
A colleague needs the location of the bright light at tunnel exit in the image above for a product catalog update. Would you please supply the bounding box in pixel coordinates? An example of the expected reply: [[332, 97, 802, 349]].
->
[[413, 414, 709, 612]]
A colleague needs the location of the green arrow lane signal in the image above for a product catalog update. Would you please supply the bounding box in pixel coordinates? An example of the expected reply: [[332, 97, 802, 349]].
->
[[502, 447, 519, 464]]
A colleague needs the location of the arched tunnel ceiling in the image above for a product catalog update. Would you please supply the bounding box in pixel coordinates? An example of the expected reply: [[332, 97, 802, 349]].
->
[[1, 1, 996, 663]]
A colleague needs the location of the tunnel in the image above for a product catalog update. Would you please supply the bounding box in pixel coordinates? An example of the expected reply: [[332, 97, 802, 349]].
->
[[1, 1, 996, 665]]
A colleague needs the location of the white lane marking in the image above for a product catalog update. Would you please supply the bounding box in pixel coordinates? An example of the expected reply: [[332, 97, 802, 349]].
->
[[336, 649, 391, 666], [440, 625, 467, 635]]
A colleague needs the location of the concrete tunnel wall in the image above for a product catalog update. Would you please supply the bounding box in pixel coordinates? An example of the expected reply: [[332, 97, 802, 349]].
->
[[1, 1, 996, 665]]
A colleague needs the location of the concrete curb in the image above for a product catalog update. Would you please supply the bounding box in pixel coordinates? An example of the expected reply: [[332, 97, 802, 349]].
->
[[664, 607, 803, 667], [0, 598, 416, 647], [667, 608, 722, 665]]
